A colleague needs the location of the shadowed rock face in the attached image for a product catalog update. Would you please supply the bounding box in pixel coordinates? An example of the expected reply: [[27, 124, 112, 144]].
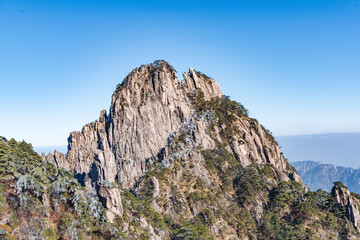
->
[[48, 60, 302, 223]]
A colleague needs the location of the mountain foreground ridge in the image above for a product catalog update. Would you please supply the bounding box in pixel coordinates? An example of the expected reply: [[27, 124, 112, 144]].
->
[[1, 60, 360, 239]]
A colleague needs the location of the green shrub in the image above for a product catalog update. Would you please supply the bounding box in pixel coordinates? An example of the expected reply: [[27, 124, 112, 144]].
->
[[187, 191, 205, 203], [233, 165, 263, 203], [201, 208, 215, 226], [269, 181, 305, 209], [333, 181, 347, 189], [172, 221, 214, 240], [61, 212, 75, 228], [42, 227, 58, 240], [193, 69, 212, 80], [164, 214, 174, 227], [236, 208, 257, 238], [260, 210, 281, 239], [201, 142, 236, 173]]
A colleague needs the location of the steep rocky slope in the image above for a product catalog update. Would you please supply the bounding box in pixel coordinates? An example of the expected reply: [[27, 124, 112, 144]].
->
[[63, 60, 301, 190], [0, 138, 117, 239], [1, 60, 360, 239], [293, 160, 360, 192]]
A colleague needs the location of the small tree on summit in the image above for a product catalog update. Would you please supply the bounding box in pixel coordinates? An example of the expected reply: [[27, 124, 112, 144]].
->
[[8, 138, 18, 148]]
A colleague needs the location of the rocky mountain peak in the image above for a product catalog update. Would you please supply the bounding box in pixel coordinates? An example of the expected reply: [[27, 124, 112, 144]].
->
[[47, 60, 303, 226], [64, 61, 223, 190], [110, 60, 222, 112]]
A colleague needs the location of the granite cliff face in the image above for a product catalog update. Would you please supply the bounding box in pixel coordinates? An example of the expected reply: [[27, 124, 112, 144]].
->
[[65, 62, 221, 189]]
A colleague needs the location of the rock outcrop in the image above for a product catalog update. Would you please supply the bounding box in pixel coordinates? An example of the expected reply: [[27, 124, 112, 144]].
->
[[98, 185, 123, 223], [332, 183, 360, 230], [47, 150, 67, 169]]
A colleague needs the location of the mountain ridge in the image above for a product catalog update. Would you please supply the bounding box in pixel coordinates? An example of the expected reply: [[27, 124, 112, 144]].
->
[[293, 160, 360, 193]]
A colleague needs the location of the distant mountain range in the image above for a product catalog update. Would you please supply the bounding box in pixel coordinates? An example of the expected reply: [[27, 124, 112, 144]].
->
[[292, 160, 360, 193]]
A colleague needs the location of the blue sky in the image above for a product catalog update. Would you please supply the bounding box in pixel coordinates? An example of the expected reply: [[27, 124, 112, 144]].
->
[[1, 0, 360, 146]]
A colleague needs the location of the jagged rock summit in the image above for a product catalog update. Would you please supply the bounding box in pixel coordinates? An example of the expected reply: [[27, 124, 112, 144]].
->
[[66, 61, 222, 188], [54, 60, 300, 187], [46, 60, 302, 223]]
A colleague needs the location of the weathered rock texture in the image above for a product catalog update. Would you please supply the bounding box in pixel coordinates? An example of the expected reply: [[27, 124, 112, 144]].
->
[[61, 61, 300, 187], [98, 185, 123, 223], [53, 60, 303, 224], [332, 183, 360, 230], [65, 64, 222, 188], [47, 150, 67, 169]]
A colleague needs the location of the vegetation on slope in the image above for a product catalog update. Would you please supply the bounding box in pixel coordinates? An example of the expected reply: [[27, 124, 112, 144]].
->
[[135, 94, 360, 239], [1, 93, 359, 239], [0, 137, 120, 239]]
